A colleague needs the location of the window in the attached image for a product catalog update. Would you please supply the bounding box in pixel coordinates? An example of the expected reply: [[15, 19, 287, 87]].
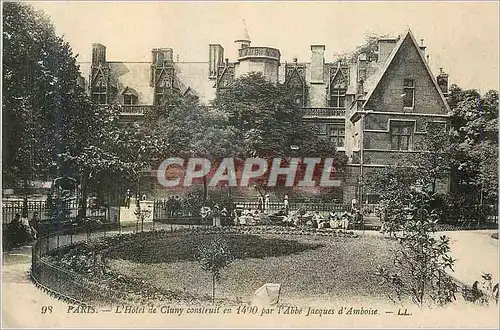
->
[[123, 94, 137, 105], [327, 125, 345, 148], [358, 68, 366, 82], [330, 88, 346, 108], [390, 121, 414, 150], [403, 79, 415, 108], [91, 84, 107, 104]]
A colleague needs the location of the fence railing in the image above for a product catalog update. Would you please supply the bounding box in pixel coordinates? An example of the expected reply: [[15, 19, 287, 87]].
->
[[29, 221, 214, 306], [300, 107, 346, 118], [118, 105, 154, 114]]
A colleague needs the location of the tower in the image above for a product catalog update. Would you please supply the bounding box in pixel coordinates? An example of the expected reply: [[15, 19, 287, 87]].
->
[[234, 19, 251, 55]]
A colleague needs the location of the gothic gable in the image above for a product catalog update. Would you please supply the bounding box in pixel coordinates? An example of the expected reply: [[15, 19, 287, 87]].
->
[[364, 30, 450, 114], [329, 66, 349, 89], [216, 64, 235, 89]]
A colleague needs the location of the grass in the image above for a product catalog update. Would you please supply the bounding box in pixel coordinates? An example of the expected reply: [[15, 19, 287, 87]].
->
[[106, 232, 324, 263], [105, 231, 398, 304]]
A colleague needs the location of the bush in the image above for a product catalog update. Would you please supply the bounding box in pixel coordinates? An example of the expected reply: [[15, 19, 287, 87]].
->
[[432, 193, 495, 226], [377, 206, 457, 307]]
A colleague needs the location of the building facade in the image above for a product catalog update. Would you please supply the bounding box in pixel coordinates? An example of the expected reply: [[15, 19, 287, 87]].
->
[[79, 23, 451, 203]]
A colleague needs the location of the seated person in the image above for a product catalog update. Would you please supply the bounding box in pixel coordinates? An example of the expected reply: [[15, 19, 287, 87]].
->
[[6, 213, 33, 247]]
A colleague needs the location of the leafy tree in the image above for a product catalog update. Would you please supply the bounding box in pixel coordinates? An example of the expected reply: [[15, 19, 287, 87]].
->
[[366, 165, 422, 237], [377, 191, 457, 307], [195, 236, 234, 303], [214, 72, 346, 197], [3, 2, 94, 189], [413, 125, 453, 194], [447, 85, 498, 205], [144, 90, 242, 201]]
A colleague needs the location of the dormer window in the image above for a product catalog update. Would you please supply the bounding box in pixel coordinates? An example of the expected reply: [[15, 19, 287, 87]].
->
[[330, 88, 346, 108], [403, 79, 415, 108], [122, 86, 139, 105], [123, 94, 137, 105]]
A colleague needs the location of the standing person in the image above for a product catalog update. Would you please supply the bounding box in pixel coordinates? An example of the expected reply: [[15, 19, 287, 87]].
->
[[213, 204, 221, 227], [125, 189, 132, 209], [264, 194, 270, 212], [283, 195, 290, 215], [220, 207, 228, 226], [257, 195, 264, 211]]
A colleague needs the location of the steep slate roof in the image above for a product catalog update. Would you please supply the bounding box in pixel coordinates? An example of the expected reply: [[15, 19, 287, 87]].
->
[[108, 62, 154, 105], [78, 61, 215, 105], [362, 29, 451, 112]]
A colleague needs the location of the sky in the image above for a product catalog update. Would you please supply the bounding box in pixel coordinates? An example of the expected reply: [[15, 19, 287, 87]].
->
[[28, 1, 499, 92]]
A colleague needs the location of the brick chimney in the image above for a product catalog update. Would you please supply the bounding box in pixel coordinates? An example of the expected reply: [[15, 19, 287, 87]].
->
[[357, 53, 367, 83], [209, 44, 224, 79], [437, 68, 449, 96], [92, 43, 106, 66], [377, 38, 397, 64], [152, 48, 173, 67], [310, 45, 325, 84]]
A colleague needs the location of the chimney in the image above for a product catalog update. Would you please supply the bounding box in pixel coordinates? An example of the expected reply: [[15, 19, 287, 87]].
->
[[419, 38, 427, 57], [152, 48, 173, 67], [437, 68, 449, 96], [209, 44, 224, 79], [377, 38, 397, 64], [357, 53, 367, 83], [92, 43, 106, 66], [310, 45, 325, 84], [357, 79, 364, 97]]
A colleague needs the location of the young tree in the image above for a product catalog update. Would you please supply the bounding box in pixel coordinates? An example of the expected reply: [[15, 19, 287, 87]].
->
[[195, 236, 234, 303], [377, 191, 457, 307]]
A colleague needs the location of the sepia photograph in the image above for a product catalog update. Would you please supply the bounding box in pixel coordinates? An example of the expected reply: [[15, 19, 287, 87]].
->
[[2, 1, 499, 328]]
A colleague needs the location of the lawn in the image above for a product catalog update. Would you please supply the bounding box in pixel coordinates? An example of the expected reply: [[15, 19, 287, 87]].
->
[[105, 230, 399, 305]]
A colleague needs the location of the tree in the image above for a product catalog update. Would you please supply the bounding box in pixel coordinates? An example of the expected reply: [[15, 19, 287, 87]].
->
[[195, 236, 234, 303], [377, 191, 457, 307], [214, 72, 347, 197], [2, 3, 155, 219], [144, 89, 242, 201], [413, 125, 453, 194], [366, 165, 422, 237], [3, 2, 94, 189], [447, 85, 498, 205]]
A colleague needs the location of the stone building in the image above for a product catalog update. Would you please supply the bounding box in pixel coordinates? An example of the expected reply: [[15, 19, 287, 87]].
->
[[78, 22, 451, 203]]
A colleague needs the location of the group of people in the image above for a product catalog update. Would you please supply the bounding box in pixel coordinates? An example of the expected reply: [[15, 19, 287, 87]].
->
[[5, 212, 39, 248], [257, 194, 290, 214]]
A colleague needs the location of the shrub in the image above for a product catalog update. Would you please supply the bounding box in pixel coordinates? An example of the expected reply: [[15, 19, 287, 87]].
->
[[377, 205, 457, 307]]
